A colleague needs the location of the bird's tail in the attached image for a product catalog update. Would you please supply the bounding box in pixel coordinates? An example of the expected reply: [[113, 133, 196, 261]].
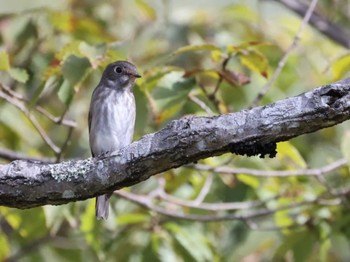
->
[[95, 194, 110, 220]]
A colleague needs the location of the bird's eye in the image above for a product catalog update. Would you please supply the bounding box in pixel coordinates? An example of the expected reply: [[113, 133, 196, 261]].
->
[[114, 66, 122, 74]]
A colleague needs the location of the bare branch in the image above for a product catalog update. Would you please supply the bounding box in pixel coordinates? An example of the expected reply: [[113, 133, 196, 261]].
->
[[251, 0, 319, 107], [0, 78, 349, 208], [0, 148, 54, 163], [190, 158, 347, 177], [0, 84, 76, 128], [0, 89, 61, 154], [115, 190, 341, 222]]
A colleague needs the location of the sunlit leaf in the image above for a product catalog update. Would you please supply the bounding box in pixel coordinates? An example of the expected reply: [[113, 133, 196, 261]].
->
[[275, 209, 294, 228], [332, 54, 350, 81], [1, 208, 47, 238], [117, 213, 149, 225], [276, 141, 306, 169], [49, 11, 74, 32], [8, 67, 29, 83], [237, 174, 259, 189], [239, 49, 269, 78], [80, 200, 100, 251], [211, 49, 224, 62], [56, 41, 81, 61], [172, 44, 221, 56], [135, 0, 156, 20], [0, 234, 9, 261], [223, 4, 258, 22], [0, 50, 10, 70]]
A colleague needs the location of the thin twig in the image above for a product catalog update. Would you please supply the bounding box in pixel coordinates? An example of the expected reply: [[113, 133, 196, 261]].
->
[[157, 190, 272, 211], [0, 84, 76, 127], [193, 172, 213, 205], [188, 93, 214, 115], [0, 148, 54, 163], [212, 55, 230, 96], [190, 158, 347, 177], [250, 0, 319, 107], [55, 126, 74, 163], [0, 90, 61, 154], [114, 190, 339, 222]]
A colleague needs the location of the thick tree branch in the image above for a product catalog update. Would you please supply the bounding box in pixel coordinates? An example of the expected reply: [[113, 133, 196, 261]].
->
[[0, 78, 349, 209]]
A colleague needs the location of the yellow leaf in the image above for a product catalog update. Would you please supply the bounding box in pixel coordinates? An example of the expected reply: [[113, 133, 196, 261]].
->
[[332, 54, 350, 81], [173, 44, 221, 56], [0, 50, 10, 71], [277, 142, 306, 169], [237, 173, 260, 189], [239, 49, 269, 78]]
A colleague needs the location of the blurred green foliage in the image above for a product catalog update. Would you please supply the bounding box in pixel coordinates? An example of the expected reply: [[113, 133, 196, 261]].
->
[[0, 0, 350, 261]]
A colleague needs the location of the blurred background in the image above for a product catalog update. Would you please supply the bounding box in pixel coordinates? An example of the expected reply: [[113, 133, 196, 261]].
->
[[0, 0, 350, 261]]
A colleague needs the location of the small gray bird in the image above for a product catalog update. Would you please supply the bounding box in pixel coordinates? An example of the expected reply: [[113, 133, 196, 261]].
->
[[88, 61, 141, 220]]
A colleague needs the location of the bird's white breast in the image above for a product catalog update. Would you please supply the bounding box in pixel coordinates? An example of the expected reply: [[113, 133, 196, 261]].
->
[[89, 88, 135, 156]]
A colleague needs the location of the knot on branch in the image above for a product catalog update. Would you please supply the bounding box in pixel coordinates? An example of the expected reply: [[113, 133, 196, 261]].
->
[[319, 78, 350, 109]]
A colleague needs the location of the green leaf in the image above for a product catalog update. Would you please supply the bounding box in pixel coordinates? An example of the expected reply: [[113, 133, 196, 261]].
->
[[275, 209, 294, 228], [0, 233, 9, 261], [143, 66, 182, 92], [151, 231, 179, 262], [0, 50, 10, 70], [152, 72, 194, 123], [172, 44, 221, 56], [153, 72, 194, 110], [80, 200, 100, 251], [332, 54, 350, 81], [320, 238, 331, 262], [292, 231, 315, 262], [165, 223, 213, 262], [15, 19, 37, 43], [117, 213, 149, 225], [30, 76, 61, 106], [62, 55, 90, 86], [57, 79, 74, 105], [1, 207, 48, 238], [273, 231, 310, 260], [8, 67, 29, 83], [341, 131, 350, 170]]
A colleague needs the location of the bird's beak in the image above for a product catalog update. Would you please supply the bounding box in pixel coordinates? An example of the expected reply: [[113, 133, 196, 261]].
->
[[133, 73, 142, 78], [126, 69, 141, 78]]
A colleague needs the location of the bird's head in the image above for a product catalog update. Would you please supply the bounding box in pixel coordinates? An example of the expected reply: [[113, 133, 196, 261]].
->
[[102, 61, 141, 89]]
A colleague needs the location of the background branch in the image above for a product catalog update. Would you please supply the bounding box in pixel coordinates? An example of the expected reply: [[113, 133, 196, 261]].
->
[[273, 0, 350, 49]]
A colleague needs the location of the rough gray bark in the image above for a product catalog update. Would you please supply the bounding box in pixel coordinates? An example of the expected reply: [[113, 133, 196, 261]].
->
[[1, 78, 349, 208]]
